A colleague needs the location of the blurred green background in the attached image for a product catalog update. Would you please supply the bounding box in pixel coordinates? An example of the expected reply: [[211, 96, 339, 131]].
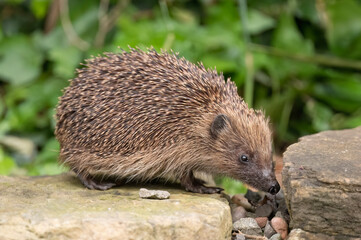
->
[[1, 0, 361, 193]]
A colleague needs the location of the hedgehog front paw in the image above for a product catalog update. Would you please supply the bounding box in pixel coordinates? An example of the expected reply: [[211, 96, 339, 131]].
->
[[180, 171, 224, 194]]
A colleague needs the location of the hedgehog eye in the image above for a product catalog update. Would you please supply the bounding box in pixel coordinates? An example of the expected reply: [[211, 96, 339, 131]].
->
[[239, 155, 249, 163]]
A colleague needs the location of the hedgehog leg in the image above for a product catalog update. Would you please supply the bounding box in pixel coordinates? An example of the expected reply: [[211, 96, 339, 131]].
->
[[75, 170, 116, 191], [180, 171, 223, 194]]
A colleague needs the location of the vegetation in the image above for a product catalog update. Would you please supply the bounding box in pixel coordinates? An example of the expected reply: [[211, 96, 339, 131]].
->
[[1, 0, 360, 192]]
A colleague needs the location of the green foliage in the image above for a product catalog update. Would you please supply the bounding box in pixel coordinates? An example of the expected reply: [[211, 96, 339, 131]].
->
[[0, 0, 360, 194]]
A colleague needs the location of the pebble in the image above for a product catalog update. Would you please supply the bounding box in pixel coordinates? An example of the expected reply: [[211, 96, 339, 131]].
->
[[264, 221, 277, 238], [275, 211, 283, 218], [233, 218, 262, 236], [235, 233, 246, 240], [269, 233, 281, 240], [245, 211, 256, 218], [255, 217, 268, 228], [231, 194, 253, 211], [255, 204, 273, 217], [271, 217, 288, 239], [231, 206, 246, 223], [139, 188, 170, 199]]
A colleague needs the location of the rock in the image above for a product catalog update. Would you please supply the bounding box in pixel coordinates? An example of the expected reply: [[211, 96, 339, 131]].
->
[[264, 221, 277, 239], [255, 204, 273, 218], [274, 191, 290, 223], [269, 233, 281, 240], [231, 194, 253, 211], [283, 127, 361, 237], [139, 188, 170, 199], [287, 228, 335, 240], [233, 218, 262, 236], [255, 217, 268, 228], [245, 211, 256, 218], [235, 233, 246, 240], [271, 217, 288, 239], [0, 173, 232, 240], [231, 206, 247, 223], [274, 211, 283, 218]]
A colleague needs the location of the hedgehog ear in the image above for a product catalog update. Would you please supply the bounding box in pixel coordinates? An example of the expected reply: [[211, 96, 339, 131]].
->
[[210, 114, 229, 138]]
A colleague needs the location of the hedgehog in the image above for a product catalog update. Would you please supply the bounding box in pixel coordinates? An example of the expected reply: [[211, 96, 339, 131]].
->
[[55, 48, 280, 194]]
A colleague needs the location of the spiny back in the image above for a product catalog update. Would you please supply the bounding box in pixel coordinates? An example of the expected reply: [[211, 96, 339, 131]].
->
[[55, 49, 247, 154]]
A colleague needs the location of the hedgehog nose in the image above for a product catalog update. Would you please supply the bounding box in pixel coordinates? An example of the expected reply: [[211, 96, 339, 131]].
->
[[268, 182, 280, 195]]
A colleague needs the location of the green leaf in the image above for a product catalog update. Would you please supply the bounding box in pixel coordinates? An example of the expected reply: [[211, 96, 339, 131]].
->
[[0, 147, 16, 175], [31, 0, 51, 19], [49, 46, 82, 78], [313, 72, 361, 113], [0, 35, 44, 85], [36, 138, 59, 164], [295, 0, 320, 25], [247, 9, 275, 35], [272, 14, 313, 54], [37, 162, 66, 175], [324, 0, 361, 58], [331, 108, 361, 129], [218, 177, 247, 195], [305, 100, 333, 132]]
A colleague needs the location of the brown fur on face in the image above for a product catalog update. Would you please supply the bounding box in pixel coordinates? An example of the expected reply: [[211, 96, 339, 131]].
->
[[55, 48, 278, 193]]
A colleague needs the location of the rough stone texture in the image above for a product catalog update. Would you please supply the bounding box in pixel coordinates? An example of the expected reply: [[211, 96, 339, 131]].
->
[[270, 217, 288, 239], [138, 188, 170, 199], [255, 204, 273, 217], [287, 229, 336, 240], [264, 221, 277, 239], [232, 218, 262, 235], [0, 173, 232, 240], [231, 206, 246, 223], [283, 127, 361, 238], [269, 233, 281, 240]]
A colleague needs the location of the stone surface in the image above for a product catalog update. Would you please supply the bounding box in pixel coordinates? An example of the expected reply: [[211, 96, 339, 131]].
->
[[255, 204, 273, 218], [288, 229, 361, 240], [0, 173, 232, 240], [138, 188, 170, 199], [231, 206, 246, 223], [269, 233, 281, 240], [235, 233, 246, 240], [283, 127, 361, 238], [255, 217, 268, 228], [264, 221, 277, 239], [270, 217, 288, 239], [232, 218, 262, 236], [287, 229, 334, 240]]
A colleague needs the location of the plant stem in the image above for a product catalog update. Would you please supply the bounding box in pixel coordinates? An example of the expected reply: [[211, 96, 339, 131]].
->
[[238, 0, 254, 107], [250, 43, 361, 70]]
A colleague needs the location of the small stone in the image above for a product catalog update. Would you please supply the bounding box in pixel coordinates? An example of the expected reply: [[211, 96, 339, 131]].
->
[[245, 211, 256, 218], [275, 211, 283, 218], [269, 233, 281, 240], [231, 194, 253, 211], [255, 204, 273, 217], [231, 206, 246, 223], [235, 233, 246, 240], [287, 229, 334, 240], [233, 218, 262, 236], [271, 217, 288, 239], [255, 217, 268, 228], [139, 188, 170, 199], [264, 221, 277, 238]]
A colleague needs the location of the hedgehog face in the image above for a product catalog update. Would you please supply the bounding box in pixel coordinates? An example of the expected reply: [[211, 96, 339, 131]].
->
[[210, 113, 280, 195]]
